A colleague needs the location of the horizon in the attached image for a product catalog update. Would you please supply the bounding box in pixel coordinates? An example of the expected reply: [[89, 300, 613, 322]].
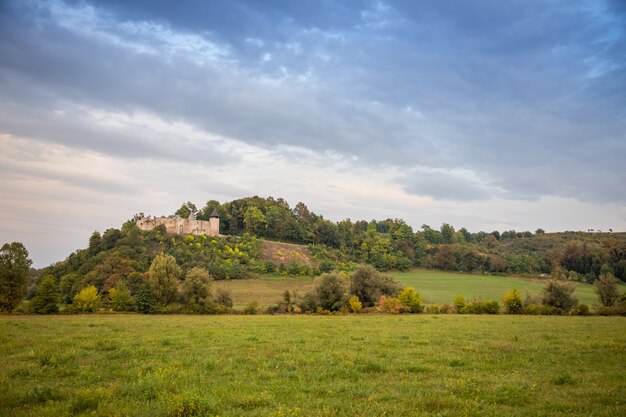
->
[[1, 0, 625, 267]]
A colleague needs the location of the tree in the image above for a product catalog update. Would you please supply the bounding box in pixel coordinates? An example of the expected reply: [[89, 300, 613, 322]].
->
[[72, 285, 102, 312], [542, 280, 578, 312], [243, 206, 267, 235], [0, 242, 33, 311], [535, 228, 545, 235], [32, 275, 60, 314], [349, 265, 401, 307], [440, 223, 456, 244], [182, 267, 213, 306], [88, 231, 102, 256], [313, 273, 346, 311], [109, 281, 136, 311], [349, 295, 362, 313], [595, 273, 620, 307], [175, 201, 198, 219], [148, 253, 181, 306], [136, 283, 157, 314]]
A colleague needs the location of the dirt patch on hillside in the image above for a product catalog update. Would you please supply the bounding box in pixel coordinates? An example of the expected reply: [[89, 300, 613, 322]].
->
[[260, 240, 315, 266]]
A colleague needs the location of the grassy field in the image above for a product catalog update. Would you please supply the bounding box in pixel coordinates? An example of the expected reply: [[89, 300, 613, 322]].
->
[[390, 269, 620, 306], [1, 315, 624, 416], [217, 270, 622, 308]]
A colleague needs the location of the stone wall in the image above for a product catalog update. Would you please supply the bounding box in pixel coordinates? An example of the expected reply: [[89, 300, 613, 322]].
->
[[136, 216, 220, 237]]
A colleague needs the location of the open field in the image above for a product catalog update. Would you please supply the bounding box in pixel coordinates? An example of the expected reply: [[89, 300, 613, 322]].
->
[[390, 269, 623, 306], [217, 270, 623, 307], [1, 315, 625, 417]]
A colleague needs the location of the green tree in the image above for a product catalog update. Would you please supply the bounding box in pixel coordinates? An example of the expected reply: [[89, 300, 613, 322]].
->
[[182, 267, 213, 306], [148, 253, 181, 306], [32, 275, 60, 314], [136, 283, 157, 314], [397, 287, 423, 313], [243, 206, 267, 235], [349, 295, 362, 313], [88, 231, 102, 256], [109, 281, 136, 311], [542, 280, 578, 312], [72, 285, 102, 312], [175, 201, 198, 219], [594, 273, 620, 307], [314, 273, 346, 311], [350, 265, 401, 307], [0, 242, 33, 311]]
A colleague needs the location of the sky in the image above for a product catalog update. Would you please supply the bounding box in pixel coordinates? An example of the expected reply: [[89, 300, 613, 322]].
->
[[1, 0, 625, 267]]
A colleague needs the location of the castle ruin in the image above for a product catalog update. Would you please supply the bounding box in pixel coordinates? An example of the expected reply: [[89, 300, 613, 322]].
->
[[136, 209, 220, 237]]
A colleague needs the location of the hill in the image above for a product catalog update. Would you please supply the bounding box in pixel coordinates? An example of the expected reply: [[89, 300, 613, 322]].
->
[[23, 195, 624, 309]]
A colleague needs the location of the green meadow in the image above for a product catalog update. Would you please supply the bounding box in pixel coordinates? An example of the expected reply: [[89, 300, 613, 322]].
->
[[1, 315, 624, 416], [216, 270, 622, 308], [390, 269, 620, 306]]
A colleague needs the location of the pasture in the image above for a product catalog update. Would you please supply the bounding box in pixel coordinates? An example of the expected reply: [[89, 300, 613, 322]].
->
[[217, 270, 617, 307], [1, 315, 624, 416]]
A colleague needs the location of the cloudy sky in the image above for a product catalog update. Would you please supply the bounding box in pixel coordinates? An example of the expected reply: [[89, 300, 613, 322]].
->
[[1, 0, 625, 267]]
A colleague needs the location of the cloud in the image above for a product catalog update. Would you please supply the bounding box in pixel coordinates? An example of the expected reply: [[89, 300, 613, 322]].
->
[[0, 0, 625, 266]]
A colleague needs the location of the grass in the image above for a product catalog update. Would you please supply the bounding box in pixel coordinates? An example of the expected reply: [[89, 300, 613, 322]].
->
[[390, 269, 625, 305], [215, 274, 314, 307], [0, 315, 624, 416], [220, 269, 623, 307]]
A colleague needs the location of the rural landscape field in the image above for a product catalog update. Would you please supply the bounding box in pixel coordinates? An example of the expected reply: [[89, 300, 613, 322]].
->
[[2, 315, 625, 417], [2, 1, 626, 416]]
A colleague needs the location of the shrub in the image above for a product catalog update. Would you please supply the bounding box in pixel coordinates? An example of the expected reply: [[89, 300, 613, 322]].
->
[[503, 289, 523, 314], [215, 288, 233, 307], [465, 299, 500, 314], [595, 273, 621, 307], [397, 287, 423, 313], [32, 276, 60, 314], [425, 305, 440, 314], [453, 295, 467, 313], [542, 280, 578, 313], [378, 296, 409, 314], [244, 301, 259, 315], [72, 285, 101, 312], [574, 304, 591, 316], [349, 295, 363, 313]]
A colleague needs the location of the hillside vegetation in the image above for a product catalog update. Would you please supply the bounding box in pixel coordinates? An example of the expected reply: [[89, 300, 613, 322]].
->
[[2, 196, 624, 314]]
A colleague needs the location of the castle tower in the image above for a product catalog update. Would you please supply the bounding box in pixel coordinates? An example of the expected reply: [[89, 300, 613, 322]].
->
[[209, 208, 220, 236]]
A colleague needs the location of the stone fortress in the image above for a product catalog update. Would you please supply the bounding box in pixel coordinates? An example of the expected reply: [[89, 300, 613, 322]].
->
[[136, 209, 220, 237]]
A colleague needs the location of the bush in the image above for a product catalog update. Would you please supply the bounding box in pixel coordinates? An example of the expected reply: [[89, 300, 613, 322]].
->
[[72, 285, 101, 312], [574, 304, 591, 316], [397, 287, 423, 313], [542, 280, 578, 313], [244, 301, 259, 315], [215, 288, 233, 307], [425, 305, 440, 314], [32, 276, 60, 314], [595, 273, 621, 307], [378, 296, 409, 314], [465, 299, 500, 314], [454, 294, 466, 313], [349, 295, 363, 313], [503, 289, 523, 314]]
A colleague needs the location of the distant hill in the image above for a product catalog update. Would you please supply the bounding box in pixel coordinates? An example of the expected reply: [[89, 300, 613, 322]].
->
[[34, 196, 625, 304]]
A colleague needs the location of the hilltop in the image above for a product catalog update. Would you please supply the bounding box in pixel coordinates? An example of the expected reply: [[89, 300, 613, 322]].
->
[[29, 196, 624, 305]]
